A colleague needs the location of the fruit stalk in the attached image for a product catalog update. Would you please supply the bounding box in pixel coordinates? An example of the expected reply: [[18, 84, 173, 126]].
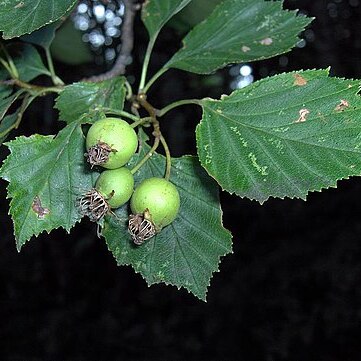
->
[[135, 93, 172, 179]]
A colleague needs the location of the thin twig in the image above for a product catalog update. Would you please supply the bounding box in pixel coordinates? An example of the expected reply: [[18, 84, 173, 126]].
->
[[45, 48, 64, 86], [133, 94, 173, 179], [130, 136, 160, 175], [97, 107, 141, 121], [130, 116, 152, 128], [0, 79, 64, 94], [85, 0, 139, 82], [159, 135, 171, 180], [156, 99, 202, 117]]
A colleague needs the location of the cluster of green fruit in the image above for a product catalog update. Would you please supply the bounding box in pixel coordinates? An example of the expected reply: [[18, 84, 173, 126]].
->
[[79, 117, 180, 244]]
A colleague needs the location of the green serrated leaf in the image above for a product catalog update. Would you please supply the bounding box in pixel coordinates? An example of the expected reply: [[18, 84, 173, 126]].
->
[[0, 78, 124, 249], [142, 0, 192, 40], [55, 78, 126, 124], [165, 0, 312, 74], [0, 43, 50, 81], [197, 69, 361, 203], [21, 21, 60, 49], [103, 131, 232, 300], [0, 123, 95, 250], [0, 0, 77, 39]]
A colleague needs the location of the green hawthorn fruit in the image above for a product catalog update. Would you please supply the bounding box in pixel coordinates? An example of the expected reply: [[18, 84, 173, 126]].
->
[[95, 167, 134, 208], [85, 117, 138, 169], [130, 177, 180, 230]]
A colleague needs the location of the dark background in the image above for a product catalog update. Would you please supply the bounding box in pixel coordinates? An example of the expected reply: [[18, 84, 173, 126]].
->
[[1, 0, 361, 360]]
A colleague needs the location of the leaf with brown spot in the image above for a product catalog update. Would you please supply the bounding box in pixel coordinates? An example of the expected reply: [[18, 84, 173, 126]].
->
[[0, 124, 95, 251], [197, 69, 361, 203], [32, 196, 50, 219], [164, 0, 312, 74], [294, 73, 308, 86], [335, 99, 350, 112], [0, 78, 124, 250], [260, 37, 273, 45]]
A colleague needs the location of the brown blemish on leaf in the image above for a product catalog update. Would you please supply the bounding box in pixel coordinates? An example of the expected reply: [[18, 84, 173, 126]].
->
[[32, 196, 50, 219], [295, 108, 310, 123], [335, 99, 349, 112], [260, 38, 273, 45], [293, 74, 307, 86], [14, 1, 24, 8], [242, 46, 251, 53]]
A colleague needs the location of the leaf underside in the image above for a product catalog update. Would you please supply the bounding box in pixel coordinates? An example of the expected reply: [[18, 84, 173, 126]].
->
[[0, 44, 50, 82], [0, 0, 77, 39], [103, 131, 232, 301], [0, 110, 21, 144], [21, 22, 60, 49], [165, 0, 312, 74], [0, 44, 49, 144], [197, 69, 361, 203], [0, 86, 24, 122]]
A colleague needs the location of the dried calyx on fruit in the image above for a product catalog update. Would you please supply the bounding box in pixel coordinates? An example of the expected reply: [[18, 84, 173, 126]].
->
[[85, 141, 113, 169], [78, 188, 110, 222], [128, 210, 156, 245], [128, 177, 180, 245], [85, 117, 138, 169], [78, 167, 134, 221]]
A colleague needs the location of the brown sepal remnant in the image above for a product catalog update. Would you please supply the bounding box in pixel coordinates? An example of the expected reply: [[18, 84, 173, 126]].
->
[[32, 196, 50, 219], [293, 74, 308, 86], [78, 189, 109, 222], [85, 142, 113, 168], [128, 211, 156, 245]]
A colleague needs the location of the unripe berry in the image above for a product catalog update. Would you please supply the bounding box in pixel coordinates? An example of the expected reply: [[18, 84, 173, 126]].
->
[[85, 117, 138, 169], [95, 167, 134, 208], [130, 177, 180, 230]]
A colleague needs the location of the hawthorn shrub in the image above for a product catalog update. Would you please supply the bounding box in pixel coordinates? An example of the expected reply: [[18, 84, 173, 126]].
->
[[0, 0, 359, 300]]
